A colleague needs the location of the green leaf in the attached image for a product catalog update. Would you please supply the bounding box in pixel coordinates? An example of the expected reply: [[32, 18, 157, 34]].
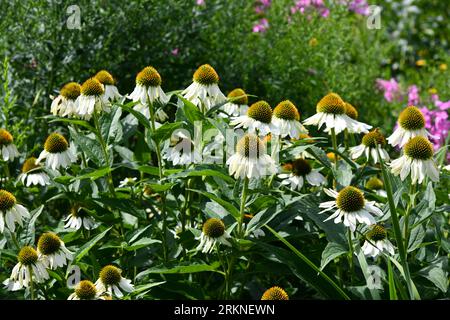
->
[[320, 242, 348, 270], [407, 225, 426, 252], [176, 95, 205, 123], [151, 122, 183, 145], [188, 189, 240, 219], [335, 161, 353, 187], [94, 197, 146, 219], [49, 117, 96, 132], [125, 237, 161, 251], [100, 105, 123, 144], [119, 102, 151, 129], [74, 167, 117, 182], [73, 227, 112, 263], [146, 183, 175, 193], [131, 281, 166, 296], [69, 126, 104, 166], [169, 166, 234, 183], [137, 262, 222, 279], [307, 145, 333, 169], [259, 229, 350, 300], [19, 205, 44, 245], [418, 257, 448, 293]]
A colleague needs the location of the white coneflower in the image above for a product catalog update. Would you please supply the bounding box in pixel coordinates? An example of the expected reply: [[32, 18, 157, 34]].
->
[[350, 129, 390, 164], [365, 177, 387, 197], [18, 157, 50, 187], [95, 70, 122, 102], [0, 129, 20, 161], [230, 101, 274, 136], [182, 64, 226, 112], [390, 136, 439, 184], [68, 280, 104, 300], [64, 206, 96, 230], [387, 106, 429, 147], [37, 232, 73, 269], [220, 88, 249, 117], [36, 133, 77, 170], [271, 100, 308, 138], [196, 218, 231, 254], [50, 82, 81, 117], [362, 224, 395, 258], [318, 186, 384, 232], [303, 93, 372, 134], [227, 134, 276, 179], [0, 190, 30, 234], [127, 66, 169, 106], [162, 131, 202, 165], [75, 77, 109, 120], [95, 265, 134, 298], [278, 158, 326, 190], [3, 246, 49, 291]]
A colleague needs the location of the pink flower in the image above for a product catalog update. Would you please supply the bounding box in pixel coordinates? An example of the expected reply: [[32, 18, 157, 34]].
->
[[407, 85, 420, 106], [196, 0, 205, 5], [171, 48, 179, 56], [252, 18, 269, 33], [376, 78, 402, 103]]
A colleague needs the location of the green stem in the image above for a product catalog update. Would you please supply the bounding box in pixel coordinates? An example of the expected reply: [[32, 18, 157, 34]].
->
[[403, 183, 416, 249], [74, 125, 88, 168], [28, 265, 35, 300], [92, 111, 116, 197], [376, 145, 419, 300], [347, 230, 354, 283], [147, 98, 168, 262], [330, 128, 338, 188], [237, 177, 249, 238]]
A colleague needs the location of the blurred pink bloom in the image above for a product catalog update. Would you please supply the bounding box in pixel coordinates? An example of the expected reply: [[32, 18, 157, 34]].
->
[[346, 0, 370, 15], [376, 78, 402, 103], [407, 85, 420, 106], [171, 48, 179, 56], [196, 0, 205, 5], [253, 18, 269, 33]]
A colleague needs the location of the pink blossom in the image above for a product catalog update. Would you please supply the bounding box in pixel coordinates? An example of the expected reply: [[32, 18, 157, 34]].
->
[[407, 85, 420, 106], [196, 0, 205, 5], [376, 78, 402, 103], [252, 18, 269, 33], [171, 48, 179, 56]]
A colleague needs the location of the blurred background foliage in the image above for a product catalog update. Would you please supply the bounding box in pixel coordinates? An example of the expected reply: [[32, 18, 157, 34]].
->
[[0, 0, 448, 147]]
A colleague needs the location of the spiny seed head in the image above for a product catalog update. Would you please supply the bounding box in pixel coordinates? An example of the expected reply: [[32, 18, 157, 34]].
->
[[81, 78, 104, 96], [0, 129, 13, 146], [365, 177, 384, 190], [362, 129, 386, 148], [247, 100, 272, 123], [60, 82, 81, 100], [18, 246, 38, 265], [0, 189, 16, 211], [273, 100, 300, 121], [261, 286, 289, 300], [75, 280, 97, 300], [336, 186, 365, 212], [227, 88, 248, 105], [404, 136, 434, 160], [99, 265, 122, 285], [95, 70, 115, 85], [236, 134, 266, 158], [344, 102, 358, 119], [136, 66, 162, 87], [22, 157, 41, 173], [398, 106, 425, 130], [193, 64, 219, 85], [37, 232, 61, 255], [202, 218, 225, 238], [291, 158, 312, 176], [316, 93, 346, 114], [366, 224, 387, 241], [44, 133, 68, 153]]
